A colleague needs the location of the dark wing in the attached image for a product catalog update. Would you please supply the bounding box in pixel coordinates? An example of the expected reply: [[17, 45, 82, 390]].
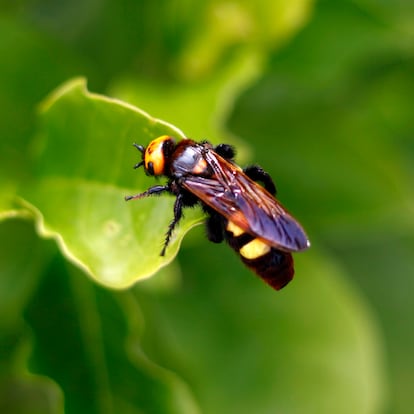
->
[[181, 150, 310, 252]]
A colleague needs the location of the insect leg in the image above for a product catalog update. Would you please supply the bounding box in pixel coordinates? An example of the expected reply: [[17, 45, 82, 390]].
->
[[160, 192, 184, 256], [243, 165, 277, 196], [124, 185, 169, 201], [213, 143, 236, 161], [205, 210, 224, 243]]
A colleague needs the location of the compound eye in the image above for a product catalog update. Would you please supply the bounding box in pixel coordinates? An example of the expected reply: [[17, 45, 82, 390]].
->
[[147, 161, 155, 175]]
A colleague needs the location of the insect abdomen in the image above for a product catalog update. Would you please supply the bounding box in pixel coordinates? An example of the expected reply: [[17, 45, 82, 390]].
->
[[225, 221, 294, 290]]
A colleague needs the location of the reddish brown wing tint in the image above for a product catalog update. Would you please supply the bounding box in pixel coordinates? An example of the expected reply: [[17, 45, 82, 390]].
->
[[181, 151, 310, 252]]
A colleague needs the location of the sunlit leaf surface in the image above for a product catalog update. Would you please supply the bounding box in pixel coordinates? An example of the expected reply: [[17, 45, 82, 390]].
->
[[20, 79, 202, 288]]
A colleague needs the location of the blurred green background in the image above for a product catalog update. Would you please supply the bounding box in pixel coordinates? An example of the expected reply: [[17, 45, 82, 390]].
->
[[1, 0, 414, 413]]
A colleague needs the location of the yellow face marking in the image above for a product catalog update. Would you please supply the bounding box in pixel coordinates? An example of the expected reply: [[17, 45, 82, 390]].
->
[[226, 220, 245, 237], [240, 238, 271, 260], [145, 135, 171, 176]]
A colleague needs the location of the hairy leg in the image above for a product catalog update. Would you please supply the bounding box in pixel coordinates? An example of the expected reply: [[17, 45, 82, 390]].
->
[[161, 192, 185, 256], [214, 143, 236, 161], [124, 184, 170, 201], [243, 165, 277, 196]]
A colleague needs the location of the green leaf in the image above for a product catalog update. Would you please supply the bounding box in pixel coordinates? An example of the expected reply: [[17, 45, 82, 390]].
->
[[333, 233, 414, 414], [136, 241, 387, 414], [110, 52, 261, 164], [0, 219, 50, 325], [19, 78, 201, 289], [227, 2, 414, 412], [229, 0, 414, 239], [24, 258, 200, 414], [1, 2, 395, 413], [0, 376, 64, 414], [0, 219, 199, 414], [171, 0, 313, 80], [0, 15, 75, 217], [0, 218, 63, 414]]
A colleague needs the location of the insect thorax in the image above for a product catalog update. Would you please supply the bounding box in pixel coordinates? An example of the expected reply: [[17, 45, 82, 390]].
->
[[171, 144, 210, 177]]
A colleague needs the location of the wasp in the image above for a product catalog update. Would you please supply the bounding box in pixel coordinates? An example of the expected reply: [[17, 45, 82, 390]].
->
[[125, 136, 310, 290]]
